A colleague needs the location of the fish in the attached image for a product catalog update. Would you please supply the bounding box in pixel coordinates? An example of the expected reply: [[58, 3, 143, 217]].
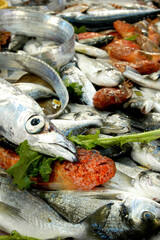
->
[[76, 53, 124, 87], [60, 62, 96, 105], [104, 161, 160, 201], [0, 168, 88, 239], [123, 66, 160, 90], [123, 86, 155, 114], [8, 34, 29, 52], [79, 35, 114, 47], [13, 82, 57, 100], [131, 140, 160, 172], [75, 41, 109, 58], [0, 51, 68, 118], [0, 76, 77, 162], [37, 188, 160, 240], [59, 8, 160, 30], [51, 119, 103, 136]]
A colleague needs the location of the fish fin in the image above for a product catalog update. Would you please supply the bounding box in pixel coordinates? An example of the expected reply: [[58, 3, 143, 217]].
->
[[0, 202, 26, 221]]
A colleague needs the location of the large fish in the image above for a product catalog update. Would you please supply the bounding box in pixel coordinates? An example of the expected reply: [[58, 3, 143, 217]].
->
[[38, 187, 160, 240], [0, 77, 77, 162]]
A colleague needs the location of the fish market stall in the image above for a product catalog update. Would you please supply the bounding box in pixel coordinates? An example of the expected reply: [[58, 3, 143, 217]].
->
[[0, 0, 160, 239]]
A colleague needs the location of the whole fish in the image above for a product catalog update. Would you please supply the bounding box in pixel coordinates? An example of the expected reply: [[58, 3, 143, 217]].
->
[[123, 66, 160, 90], [38, 188, 160, 240], [60, 62, 96, 105], [104, 161, 160, 201], [79, 35, 114, 47], [131, 140, 160, 172], [0, 76, 77, 162], [76, 53, 124, 87], [75, 41, 108, 58], [14, 82, 57, 100], [59, 8, 160, 30]]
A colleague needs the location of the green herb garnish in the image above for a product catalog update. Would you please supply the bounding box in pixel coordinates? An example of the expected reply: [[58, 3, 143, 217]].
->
[[64, 79, 83, 102], [124, 34, 138, 41], [68, 129, 160, 150], [73, 25, 86, 34], [7, 140, 63, 189], [0, 231, 41, 240]]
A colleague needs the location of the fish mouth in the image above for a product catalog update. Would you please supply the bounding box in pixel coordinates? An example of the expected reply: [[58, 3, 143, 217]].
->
[[53, 142, 78, 162]]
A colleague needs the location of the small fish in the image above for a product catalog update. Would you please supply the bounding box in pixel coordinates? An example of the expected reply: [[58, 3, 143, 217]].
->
[[79, 35, 114, 47], [76, 53, 124, 87], [131, 140, 160, 172], [60, 62, 96, 105], [13, 82, 57, 100], [123, 66, 160, 90], [51, 119, 103, 136], [75, 41, 108, 58], [123, 86, 155, 114], [104, 161, 160, 201], [8, 34, 29, 52]]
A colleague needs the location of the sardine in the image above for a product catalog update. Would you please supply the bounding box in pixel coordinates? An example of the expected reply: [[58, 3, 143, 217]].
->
[[60, 62, 96, 105], [14, 82, 57, 100], [79, 35, 113, 47], [75, 41, 108, 58], [131, 140, 160, 172], [123, 66, 160, 90], [76, 53, 124, 87], [59, 8, 160, 30], [104, 161, 160, 201], [38, 188, 160, 240], [0, 51, 68, 118]]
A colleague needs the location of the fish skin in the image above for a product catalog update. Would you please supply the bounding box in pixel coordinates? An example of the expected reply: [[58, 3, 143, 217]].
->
[[0, 169, 85, 239], [38, 188, 160, 240], [76, 53, 124, 87], [60, 62, 96, 105], [13, 82, 57, 100], [0, 77, 77, 162], [104, 161, 160, 201], [59, 9, 160, 30], [75, 41, 109, 58], [131, 140, 160, 172]]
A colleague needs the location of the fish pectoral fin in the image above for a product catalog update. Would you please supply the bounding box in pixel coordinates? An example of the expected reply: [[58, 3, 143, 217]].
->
[[0, 202, 26, 221]]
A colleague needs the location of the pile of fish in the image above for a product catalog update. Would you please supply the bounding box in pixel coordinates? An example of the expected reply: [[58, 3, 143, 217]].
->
[[0, 0, 160, 239]]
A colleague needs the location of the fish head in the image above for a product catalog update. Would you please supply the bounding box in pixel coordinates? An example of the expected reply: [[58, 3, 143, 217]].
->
[[137, 171, 160, 201], [25, 114, 78, 162], [122, 196, 160, 234]]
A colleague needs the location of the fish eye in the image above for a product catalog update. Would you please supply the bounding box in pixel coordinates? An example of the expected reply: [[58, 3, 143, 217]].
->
[[142, 211, 155, 221], [25, 115, 45, 134]]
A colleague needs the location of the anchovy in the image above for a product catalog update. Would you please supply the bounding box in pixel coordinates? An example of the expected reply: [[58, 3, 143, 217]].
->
[[59, 8, 160, 30], [79, 35, 114, 47]]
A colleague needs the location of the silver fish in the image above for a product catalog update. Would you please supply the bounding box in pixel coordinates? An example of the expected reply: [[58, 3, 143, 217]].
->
[[123, 87, 155, 114], [0, 9, 75, 68], [38, 188, 160, 240], [0, 51, 68, 118], [131, 140, 160, 172], [79, 35, 114, 47], [123, 66, 160, 90], [51, 119, 103, 136], [0, 76, 77, 162], [104, 161, 160, 201], [8, 34, 29, 52], [75, 41, 108, 58], [13, 82, 57, 100], [76, 53, 124, 87], [60, 62, 96, 105]]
